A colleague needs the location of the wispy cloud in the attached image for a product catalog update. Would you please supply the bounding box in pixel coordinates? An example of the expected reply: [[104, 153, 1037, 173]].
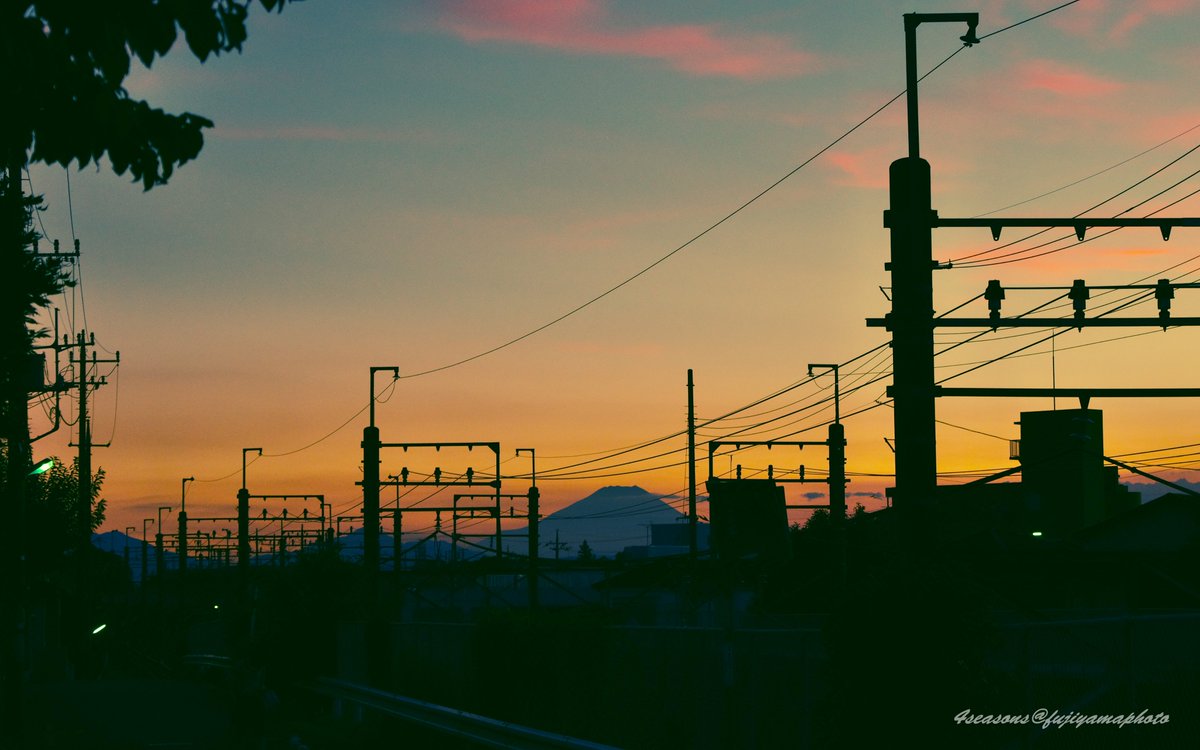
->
[[1015, 59, 1124, 98], [433, 0, 819, 80], [213, 124, 442, 144], [1048, 0, 1199, 42], [823, 146, 894, 190]]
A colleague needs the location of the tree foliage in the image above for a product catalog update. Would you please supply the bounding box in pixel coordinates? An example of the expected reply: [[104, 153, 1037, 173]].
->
[[0, 180, 72, 351], [0, 445, 105, 561], [577, 539, 594, 562], [1, 0, 295, 188]]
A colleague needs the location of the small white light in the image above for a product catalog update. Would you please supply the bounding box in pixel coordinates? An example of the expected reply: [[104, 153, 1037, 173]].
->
[[1031, 531, 1043, 537], [91, 623, 107, 635], [213, 604, 219, 610]]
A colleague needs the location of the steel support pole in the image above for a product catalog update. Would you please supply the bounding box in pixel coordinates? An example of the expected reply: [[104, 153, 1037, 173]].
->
[[178, 511, 188, 575], [237, 488, 249, 576], [889, 12, 978, 510], [828, 422, 846, 521], [528, 485, 540, 610], [362, 425, 380, 573], [888, 156, 937, 509]]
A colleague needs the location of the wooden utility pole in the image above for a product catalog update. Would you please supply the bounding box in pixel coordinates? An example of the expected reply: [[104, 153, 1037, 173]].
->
[[68, 331, 117, 551], [76, 332, 89, 549]]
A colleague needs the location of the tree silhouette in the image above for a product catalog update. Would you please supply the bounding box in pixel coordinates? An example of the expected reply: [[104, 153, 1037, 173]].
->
[[577, 539, 595, 562], [2, 0, 295, 189], [0, 445, 107, 572], [1, 3, 296, 740], [2, 0, 300, 474]]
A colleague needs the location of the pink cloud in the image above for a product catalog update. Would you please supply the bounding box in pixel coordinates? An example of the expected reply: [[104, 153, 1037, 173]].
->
[[1015, 59, 1124, 98], [1110, 0, 1197, 40], [824, 149, 890, 190], [435, 0, 819, 80], [1137, 110, 1200, 144], [1047, 0, 1199, 42]]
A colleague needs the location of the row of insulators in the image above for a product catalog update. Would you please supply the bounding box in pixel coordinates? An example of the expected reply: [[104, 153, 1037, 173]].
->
[[985, 279, 1178, 322], [394, 466, 476, 485], [258, 507, 316, 519], [734, 464, 806, 481]]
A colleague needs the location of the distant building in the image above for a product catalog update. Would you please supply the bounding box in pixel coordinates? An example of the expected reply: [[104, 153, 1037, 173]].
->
[[706, 478, 790, 561], [937, 407, 1139, 540], [620, 522, 710, 559]]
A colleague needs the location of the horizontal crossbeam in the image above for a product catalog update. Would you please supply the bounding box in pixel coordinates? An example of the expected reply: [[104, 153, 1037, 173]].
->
[[934, 387, 1200, 398], [868, 316, 1200, 328]]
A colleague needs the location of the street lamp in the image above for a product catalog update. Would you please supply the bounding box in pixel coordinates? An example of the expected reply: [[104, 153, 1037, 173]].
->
[[903, 12, 979, 159], [890, 12, 979, 508], [807, 363, 841, 424], [124, 525, 135, 567], [156, 505, 172, 576], [516, 447, 539, 609], [28, 457, 54, 476], [368, 366, 400, 428], [241, 448, 262, 490], [363, 367, 397, 575], [516, 448, 536, 486], [181, 476, 194, 512], [142, 517, 154, 584], [387, 473, 403, 570]]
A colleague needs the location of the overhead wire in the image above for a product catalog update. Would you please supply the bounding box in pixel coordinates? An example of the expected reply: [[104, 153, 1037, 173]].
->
[[170, 1, 1088, 481], [951, 140, 1200, 265], [128, 2, 1127, 503], [963, 188, 1200, 269], [391, 45, 974, 382], [973, 121, 1200, 218]]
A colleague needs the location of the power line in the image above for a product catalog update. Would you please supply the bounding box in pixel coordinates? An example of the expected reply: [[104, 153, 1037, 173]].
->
[[172, 3, 1088, 478], [393, 48, 971, 381], [979, 1, 1080, 40], [954, 170, 1200, 268], [973, 121, 1200, 218], [952, 140, 1200, 265]]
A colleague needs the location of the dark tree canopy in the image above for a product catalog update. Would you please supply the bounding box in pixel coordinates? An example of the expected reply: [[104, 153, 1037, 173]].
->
[[0, 445, 106, 557], [1, 0, 294, 189], [0, 181, 72, 349]]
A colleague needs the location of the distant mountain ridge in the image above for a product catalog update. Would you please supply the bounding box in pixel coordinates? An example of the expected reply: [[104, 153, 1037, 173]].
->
[[93, 486, 698, 572], [505, 485, 689, 558]]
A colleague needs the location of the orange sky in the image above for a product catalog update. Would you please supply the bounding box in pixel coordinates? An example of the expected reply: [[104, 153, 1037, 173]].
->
[[23, 0, 1200, 537]]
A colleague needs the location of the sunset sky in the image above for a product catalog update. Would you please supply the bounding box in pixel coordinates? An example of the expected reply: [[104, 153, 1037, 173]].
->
[[25, 0, 1200, 537]]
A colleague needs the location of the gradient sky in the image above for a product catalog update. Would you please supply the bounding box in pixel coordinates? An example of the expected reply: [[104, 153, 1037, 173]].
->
[[25, 0, 1200, 536]]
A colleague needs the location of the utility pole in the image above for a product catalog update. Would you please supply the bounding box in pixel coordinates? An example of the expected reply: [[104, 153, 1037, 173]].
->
[[388, 474, 403, 574], [808, 364, 846, 521], [155, 505, 172, 577], [238, 449, 261, 582], [363, 367, 398, 574], [517, 448, 538, 610], [687, 369, 698, 562], [77, 333, 89, 550], [179, 477, 193, 575], [69, 331, 118, 552], [547, 529, 570, 561], [124, 526, 135, 569], [871, 12, 1199, 518], [141, 517, 154, 585], [885, 13, 978, 512]]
